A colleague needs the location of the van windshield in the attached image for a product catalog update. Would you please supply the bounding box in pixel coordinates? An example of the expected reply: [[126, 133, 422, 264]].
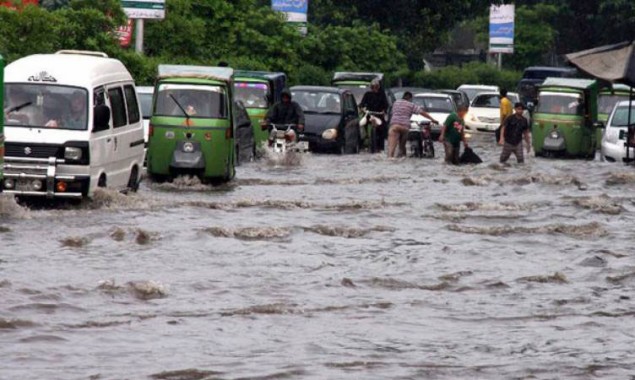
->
[[234, 82, 269, 109], [4, 84, 88, 130], [536, 92, 583, 115], [154, 83, 227, 119]]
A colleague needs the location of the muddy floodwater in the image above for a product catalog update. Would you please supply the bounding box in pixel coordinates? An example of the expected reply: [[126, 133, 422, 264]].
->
[[2, 134, 635, 380]]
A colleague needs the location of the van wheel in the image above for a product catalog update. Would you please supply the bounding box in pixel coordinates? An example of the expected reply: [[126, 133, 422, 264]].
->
[[98, 174, 107, 188], [127, 166, 140, 192]]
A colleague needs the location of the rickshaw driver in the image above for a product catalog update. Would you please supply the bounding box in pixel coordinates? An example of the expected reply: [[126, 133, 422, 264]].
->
[[262, 88, 305, 131]]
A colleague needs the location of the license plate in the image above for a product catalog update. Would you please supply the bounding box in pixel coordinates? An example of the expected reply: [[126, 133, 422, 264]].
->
[[296, 141, 309, 151], [16, 180, 34, 192]]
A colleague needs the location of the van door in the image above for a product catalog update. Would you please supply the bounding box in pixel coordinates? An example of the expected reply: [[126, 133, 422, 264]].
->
[[91, 86, 114, 188], [107, 84, 139, 187], [115, 84, 144, 184]]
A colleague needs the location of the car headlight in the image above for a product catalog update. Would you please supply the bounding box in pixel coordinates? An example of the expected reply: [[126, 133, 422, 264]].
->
[[64, 147, 83, 161], [470, 114, 477, 122], [183, 142, 195, 153], [322, 129, 338, 140]]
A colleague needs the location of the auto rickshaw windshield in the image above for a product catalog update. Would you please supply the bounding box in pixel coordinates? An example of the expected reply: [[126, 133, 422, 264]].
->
[[234, 82, 269, 109], [536, 92, 583, 115], [154, 83, 227, 119]]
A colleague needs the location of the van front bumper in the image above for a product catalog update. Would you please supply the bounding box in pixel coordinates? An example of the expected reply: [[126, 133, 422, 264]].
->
[[2, 157, 88, 198]]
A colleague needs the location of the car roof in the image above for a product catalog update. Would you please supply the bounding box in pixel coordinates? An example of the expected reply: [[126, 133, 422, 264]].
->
[[615, 100, 635, 107], [332, 72, 383, 82], [414, 92, 452, 98], [541, 77, 596, 89], [6, 52, 132, 87], [233, 70, 286, 81], [524, 66, 575, 72], [136, 86, 154, 94], [458, 84, 499, 88], [290, 85, 346, 94]]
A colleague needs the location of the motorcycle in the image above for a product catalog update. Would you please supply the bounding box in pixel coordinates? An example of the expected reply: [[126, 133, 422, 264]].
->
[[265, 124, 307, 154], [408, 120, 435, 158], [359, 110, 385, 153]]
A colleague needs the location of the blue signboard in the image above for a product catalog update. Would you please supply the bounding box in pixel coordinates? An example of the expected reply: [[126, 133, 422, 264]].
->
[[272, 0, 308, 13]]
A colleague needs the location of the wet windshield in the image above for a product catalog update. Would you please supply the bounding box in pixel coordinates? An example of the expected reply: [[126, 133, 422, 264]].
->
[[609, 105, 635, 127], [536, 93, 583, 115], [154, 84, 227, 118], [459, 87, 497, 102], [412, 97, 454, 113], [4, 84, 88, 130], [599, 94, 628, 115], [471, 94, 501, 108], [337, 85, 367, 105], [292, 91, 341, 114], [234, 82, 269, 109], [138, 92, 153, 120]]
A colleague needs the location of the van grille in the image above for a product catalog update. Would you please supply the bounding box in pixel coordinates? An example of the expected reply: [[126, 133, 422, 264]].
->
[[5, 143, 62, 159]]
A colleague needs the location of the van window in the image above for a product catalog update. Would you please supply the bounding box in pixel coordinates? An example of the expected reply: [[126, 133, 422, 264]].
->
[[94, 87, 106, 106], [108, 87, 128, 128], [4, 84, 88, 130], [124, 85, 141, 124]]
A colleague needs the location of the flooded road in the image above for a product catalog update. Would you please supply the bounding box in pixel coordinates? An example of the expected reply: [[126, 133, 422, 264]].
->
[[2, 134, 635, 379]]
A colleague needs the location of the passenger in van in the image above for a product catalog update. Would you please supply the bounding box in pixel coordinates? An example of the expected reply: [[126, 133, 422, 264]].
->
[[44, 91, 86, 129]]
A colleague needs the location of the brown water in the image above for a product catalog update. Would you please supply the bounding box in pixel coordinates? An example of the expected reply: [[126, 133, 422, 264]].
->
[[2, 134, 635, 380]]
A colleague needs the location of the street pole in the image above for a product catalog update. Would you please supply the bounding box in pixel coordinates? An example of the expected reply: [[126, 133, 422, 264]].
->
[[135, 19, 144, 54], [497, 53, 502, 70]]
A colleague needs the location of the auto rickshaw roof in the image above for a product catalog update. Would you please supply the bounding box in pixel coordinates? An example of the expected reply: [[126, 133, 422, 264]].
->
[[158, 65, 233, 82], [290, 85, 347, 95], [540, 77, 596, 90], [234, 71, 286, 81], [332, 72, 384, 83]]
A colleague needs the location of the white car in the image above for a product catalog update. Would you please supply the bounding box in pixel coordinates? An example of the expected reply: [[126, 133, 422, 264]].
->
[[136, 86, 154, 147], [2, 50, 145, 198], [601, 100, 635, 162], [457, 84, 499, 103], [464, 92, 501, 132], [411, 93, 457, 137]]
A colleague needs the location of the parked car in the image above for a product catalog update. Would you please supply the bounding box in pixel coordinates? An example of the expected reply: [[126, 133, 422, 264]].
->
[[457, 84, 499, 102], [464, 92, 502, 132], [2, 50, 145, 198], [516, 66, 577, 109], [290, 86, 359, 153], [601, 100, 635, 162], [391, 87, 431, 101], [136, 86, 153, 147], [438, 89, 470, 109], [410, 93, 457, 139]]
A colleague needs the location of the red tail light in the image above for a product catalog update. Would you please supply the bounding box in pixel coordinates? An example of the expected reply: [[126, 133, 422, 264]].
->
[[225, 128, 232, 140], [149, 124, 154, 137]]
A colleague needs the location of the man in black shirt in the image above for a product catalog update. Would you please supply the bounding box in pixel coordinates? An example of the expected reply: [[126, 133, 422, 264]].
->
[[359, 79, 389, 151], [264, 88, 305, 131], [499, 102, 531, 163]]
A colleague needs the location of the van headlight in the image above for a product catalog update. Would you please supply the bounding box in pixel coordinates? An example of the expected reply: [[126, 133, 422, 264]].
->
[[64, 147, 83, 161], [322, 129, 338, 140]]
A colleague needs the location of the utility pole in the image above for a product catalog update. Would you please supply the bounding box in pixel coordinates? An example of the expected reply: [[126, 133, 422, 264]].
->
[[497, 53, 502, 70], [135, 19, 144, 54]]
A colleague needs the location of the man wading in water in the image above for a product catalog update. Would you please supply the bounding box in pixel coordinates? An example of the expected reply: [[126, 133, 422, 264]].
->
[[439, 105, 469, 165], [499, 102, 531, 164]]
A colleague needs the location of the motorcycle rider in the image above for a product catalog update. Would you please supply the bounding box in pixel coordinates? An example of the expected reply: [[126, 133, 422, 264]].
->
[[263, 88, 305, 132], [359, 79, 389, 151]]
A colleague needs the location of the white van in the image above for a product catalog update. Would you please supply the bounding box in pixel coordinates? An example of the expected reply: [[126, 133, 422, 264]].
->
[[2, 50, 145, 198]]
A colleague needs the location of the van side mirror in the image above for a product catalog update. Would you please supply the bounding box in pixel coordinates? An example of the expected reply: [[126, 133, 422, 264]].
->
[[93, 104, 111, 132]]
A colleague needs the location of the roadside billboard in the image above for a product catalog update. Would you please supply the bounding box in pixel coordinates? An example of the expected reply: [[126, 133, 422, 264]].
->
[[272, 0, 308, 36], [489, 4, 515, 54], [121, 0, 165, 20], [116, 19, 135, 48]]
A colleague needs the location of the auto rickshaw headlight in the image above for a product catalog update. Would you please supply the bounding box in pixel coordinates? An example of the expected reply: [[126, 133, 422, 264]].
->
[[64, 147, 83, 161], [183, 142, 195, 153], [4, 179, 15, 189], [550, 130, 560, 139], [322, 129, 338, 140]]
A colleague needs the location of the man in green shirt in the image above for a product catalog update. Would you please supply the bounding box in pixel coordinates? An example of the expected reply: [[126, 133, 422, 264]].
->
[[439, 105, 468, 165]]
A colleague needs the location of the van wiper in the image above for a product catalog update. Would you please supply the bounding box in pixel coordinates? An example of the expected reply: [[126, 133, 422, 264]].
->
[[5, 101, 33, 113], [169, 94, 190, 122]]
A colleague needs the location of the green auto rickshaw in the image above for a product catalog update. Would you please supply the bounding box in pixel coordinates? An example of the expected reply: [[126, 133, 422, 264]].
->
[[532, 78, 600, 159], [233, 71, 286, 148], [147, 65, 236, 183], [0, 54, 4, 190]]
